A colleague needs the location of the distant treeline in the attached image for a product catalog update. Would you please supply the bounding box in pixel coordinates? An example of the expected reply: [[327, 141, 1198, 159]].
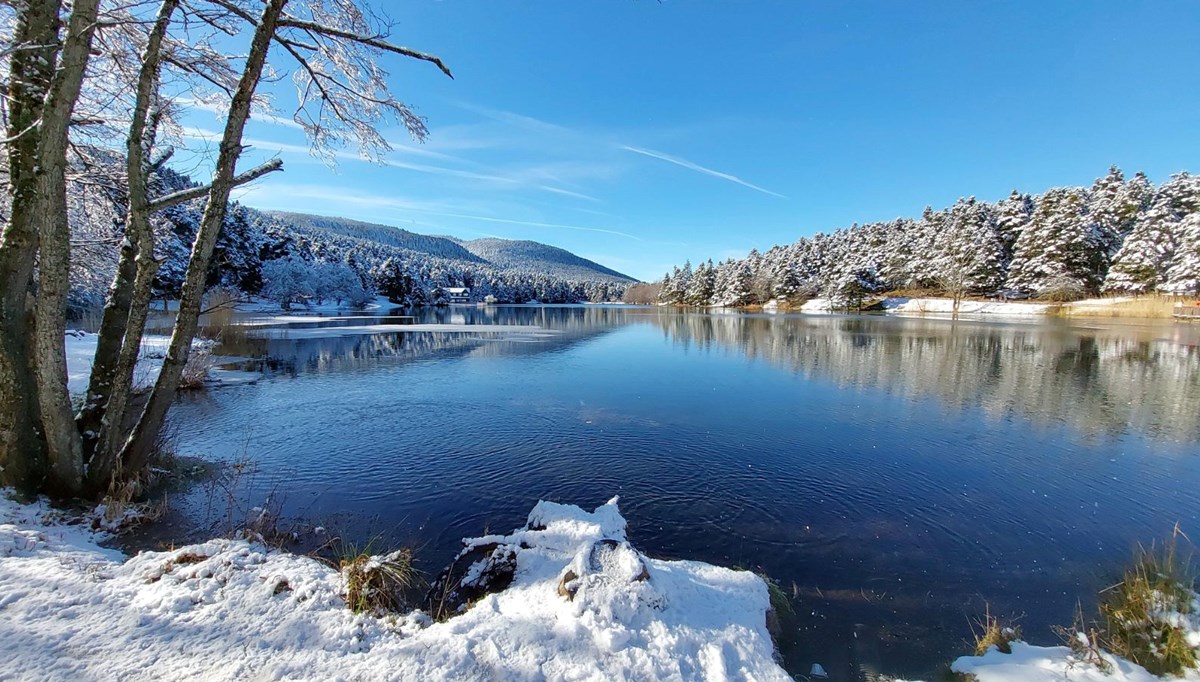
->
[[67, 155, 631, 312], [658, 167, 1200, 307]]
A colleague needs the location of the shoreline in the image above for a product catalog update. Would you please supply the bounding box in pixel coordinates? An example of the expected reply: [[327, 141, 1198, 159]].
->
[[716, 294, 1197, 321]]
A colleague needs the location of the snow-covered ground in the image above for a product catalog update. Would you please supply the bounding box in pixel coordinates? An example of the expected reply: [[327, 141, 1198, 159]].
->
[[950, 641, 1200, 682], [63, 330, 208, 397], [880, 297, 1052, 316], [0, 494, 790, 681], [794, 297, 1051, 317]]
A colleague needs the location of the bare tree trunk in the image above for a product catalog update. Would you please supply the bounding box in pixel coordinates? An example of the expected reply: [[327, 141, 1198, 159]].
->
[[119, 0, 288, 473], [0, 0, 63, 491], [83, 0, 179, 493], [78, 240, 136, 455], [31, 0, 103, 495]]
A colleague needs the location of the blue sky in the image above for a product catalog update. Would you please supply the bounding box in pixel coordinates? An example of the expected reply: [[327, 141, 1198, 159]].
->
[[177, 1, 1200, 282]]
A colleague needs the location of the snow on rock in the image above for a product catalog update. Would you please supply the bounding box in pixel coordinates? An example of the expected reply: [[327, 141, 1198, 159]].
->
[[0, 492, 790, 681], [950, 641, 1200, 682]]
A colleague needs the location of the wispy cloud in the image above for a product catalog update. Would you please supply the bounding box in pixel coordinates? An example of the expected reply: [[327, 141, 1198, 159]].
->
[[235, 182, 642, 242], [415, 211, 642, 241], [621, 145, 785, 198], [180, 126, 603, 201]]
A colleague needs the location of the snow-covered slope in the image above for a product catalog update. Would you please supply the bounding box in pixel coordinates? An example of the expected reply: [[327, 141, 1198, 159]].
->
[[462, 237, 636, 283], [268, 211, 486, 263]]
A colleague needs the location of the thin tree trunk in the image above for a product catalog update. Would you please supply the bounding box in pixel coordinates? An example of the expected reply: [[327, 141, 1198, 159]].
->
[[83, 0, 179, 493], [31, 0, 104, 495], [0, 0, 63, 491], [78, 241, 135, 456], [119, 0, 288, 473]]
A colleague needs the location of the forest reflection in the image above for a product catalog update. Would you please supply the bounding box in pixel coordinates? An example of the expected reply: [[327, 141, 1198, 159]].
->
[[652, 312, 1200, 444]]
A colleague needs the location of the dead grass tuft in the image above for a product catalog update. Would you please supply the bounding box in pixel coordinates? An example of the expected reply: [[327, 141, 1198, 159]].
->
[[1098, 526, 1198, 676]]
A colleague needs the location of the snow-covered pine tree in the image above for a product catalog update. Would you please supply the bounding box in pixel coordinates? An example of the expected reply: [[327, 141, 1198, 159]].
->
[[994, 190, 1034, 264], [1005, 187, 1105, 297], [1104, 173, 1198, 293], [1164, 212, 1200, 295], [685, 260, 716, 305], [929, 198, 1007, 308]]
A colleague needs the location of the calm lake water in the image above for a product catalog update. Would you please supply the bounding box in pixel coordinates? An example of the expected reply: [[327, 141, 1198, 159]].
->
[[159, 305, 1200, 680]]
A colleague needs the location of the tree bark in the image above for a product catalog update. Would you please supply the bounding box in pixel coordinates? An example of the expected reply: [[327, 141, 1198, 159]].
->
[[82, 0, 179, 494], [119, 0, 288, 473], [0, 0, 63, 492], [31, 0, 104, 495]]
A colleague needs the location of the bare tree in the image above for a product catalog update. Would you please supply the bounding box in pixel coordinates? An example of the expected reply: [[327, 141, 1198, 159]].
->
[[1, 0, 451, 498], [116, 0, 451, 482]]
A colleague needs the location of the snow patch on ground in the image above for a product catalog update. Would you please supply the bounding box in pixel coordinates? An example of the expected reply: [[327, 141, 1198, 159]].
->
[[0, 493, 790, 681], [799, 298, 835, 313], [950, 642, 1200, 682], [882, 297, 1052, 316], [1068, 296, 1136, 308], [64, 331, 220, 397]]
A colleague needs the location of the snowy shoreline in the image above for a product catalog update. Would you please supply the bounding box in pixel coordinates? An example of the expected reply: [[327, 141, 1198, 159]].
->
[[1, 491, 1195, 681], [0, 494, 789, 681]]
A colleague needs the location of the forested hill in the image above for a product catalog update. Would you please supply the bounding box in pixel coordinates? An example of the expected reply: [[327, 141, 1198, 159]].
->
[[65, 159, 635, 310], [460, 238, 635, 283], [267, 211, 486, 264], [658, 167, 1200, 307]]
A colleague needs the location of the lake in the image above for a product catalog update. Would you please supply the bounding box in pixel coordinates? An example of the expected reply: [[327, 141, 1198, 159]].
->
[[158, 305, 1200, 680]]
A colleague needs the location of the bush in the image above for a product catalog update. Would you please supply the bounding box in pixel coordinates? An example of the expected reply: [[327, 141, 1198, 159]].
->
[[1098, 530, 1198, 676], [971, 605, 1021, 656], [179, 346, 215, 390], [340, 544, 417, 614]]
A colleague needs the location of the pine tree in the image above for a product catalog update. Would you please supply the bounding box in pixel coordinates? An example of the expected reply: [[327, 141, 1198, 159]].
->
[[1006, 187, 1105, 297], [685, 260, 715, 305], [994, 190, 1033, 264], [1105, 173, 1198, 293], [1164, 213, 1200, 295]]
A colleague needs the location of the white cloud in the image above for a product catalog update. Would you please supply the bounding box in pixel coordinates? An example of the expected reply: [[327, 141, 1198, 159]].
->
[[621, 145, 786, 198]]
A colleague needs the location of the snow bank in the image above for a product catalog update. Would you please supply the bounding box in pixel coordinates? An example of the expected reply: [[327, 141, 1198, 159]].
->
[[0, 493, 790, 681], [950, 642, 1200, 682], [799, 298, 834, 313], [64, 331, 216, 397], [882, 297, 1051, 316]]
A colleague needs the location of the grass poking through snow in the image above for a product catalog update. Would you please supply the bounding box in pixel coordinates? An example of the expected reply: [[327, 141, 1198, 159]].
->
[[1098, 526, 1198, 676]]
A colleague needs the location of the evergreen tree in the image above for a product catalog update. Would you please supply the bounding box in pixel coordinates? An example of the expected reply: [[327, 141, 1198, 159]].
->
[[994, 190, 1033, 263], [685, 260, 716, 306], [1164, 213, 1200, 295], [1006, 187, 1105, 297], [1105, 173, 1198, 293]]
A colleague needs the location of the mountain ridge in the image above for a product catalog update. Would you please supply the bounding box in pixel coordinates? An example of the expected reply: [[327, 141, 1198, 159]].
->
[[266, 210, 638, 283]]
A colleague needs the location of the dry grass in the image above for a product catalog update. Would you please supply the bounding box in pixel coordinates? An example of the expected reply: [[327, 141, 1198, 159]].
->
[[1052, 601, 1112, 673], [1063, 295, 1188, 319], [970, 604, 1022, 656], [1098, 526, 1198, 676], [338, 542, 417, 614]]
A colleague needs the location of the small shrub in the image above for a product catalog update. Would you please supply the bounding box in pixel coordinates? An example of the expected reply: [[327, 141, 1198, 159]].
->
[[340, 544, 416, 614], [179, 347, 215, 389], [970, 604, 1021, 656], [1052, 601, 1112, 673], [1036, 275, 1087, 302], [1098, 528, 1198, 676]]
